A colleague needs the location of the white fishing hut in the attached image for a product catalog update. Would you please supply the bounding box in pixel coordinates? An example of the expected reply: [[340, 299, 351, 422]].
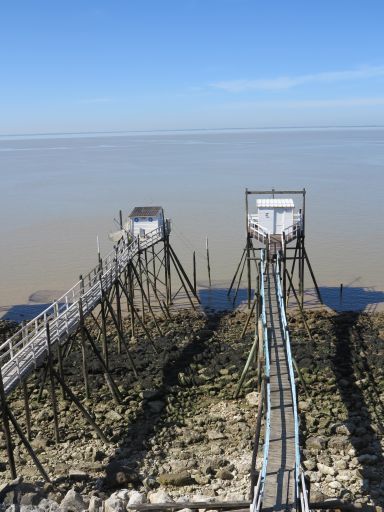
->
[[256, 198, 295, 235], [128, 206, 164, 238]]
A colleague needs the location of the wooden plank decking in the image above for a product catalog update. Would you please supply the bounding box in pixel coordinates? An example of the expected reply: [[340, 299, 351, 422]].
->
[[262, 266, 296, 512]]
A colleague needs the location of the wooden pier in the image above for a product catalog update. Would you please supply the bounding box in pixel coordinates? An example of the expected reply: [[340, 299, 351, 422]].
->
[[262, 266, 296, 512]]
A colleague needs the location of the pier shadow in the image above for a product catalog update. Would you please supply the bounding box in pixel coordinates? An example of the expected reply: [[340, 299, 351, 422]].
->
[[319, 286, 384, 313], [198, 287, 248, 312], [102, 311, 228, 490], [0, 303, 55, 323], [330, 312, 384, 505]]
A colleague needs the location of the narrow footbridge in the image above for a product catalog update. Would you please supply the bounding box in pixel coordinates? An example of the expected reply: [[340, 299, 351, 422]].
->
[[0, 226, 166, 397], [251, 249, 310, 512]]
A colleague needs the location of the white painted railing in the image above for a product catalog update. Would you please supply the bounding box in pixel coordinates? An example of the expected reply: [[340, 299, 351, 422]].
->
[[275, 252, 310, 512], [0, 225, 166, 395], [250, 249, 271, 512], [248, 215, 270, 244]]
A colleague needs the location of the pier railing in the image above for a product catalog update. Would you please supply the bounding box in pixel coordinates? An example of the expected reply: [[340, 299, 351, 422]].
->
[[248, 215, 270, 244], [0, 225, 166, 395], [251, 249, 271, 512], [275, 252, 310, 512]]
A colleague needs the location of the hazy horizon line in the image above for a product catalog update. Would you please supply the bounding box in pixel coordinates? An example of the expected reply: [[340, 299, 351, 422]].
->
[[1, 123, 384, 140]]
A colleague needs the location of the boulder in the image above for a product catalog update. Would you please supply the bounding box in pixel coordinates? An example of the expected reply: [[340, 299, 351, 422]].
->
[[59, 489, 86, 512], [104, 495, 125, 512], [157, 471, 194, 486], [148, 491, 173, 504]]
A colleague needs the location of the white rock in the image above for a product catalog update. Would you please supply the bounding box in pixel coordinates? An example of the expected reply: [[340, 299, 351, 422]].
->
[[245, 392, 259, 406], [317, 463, 335, 476], [115, 490, 130, 503], [88, 496, 103, 512], [60, 489, 86, 512], [38, 499, 60, 511], [128, 491, 146, 506], [104, 496, 125, 512], [328, 481, 342, 490], [148, 491, 173, 504]]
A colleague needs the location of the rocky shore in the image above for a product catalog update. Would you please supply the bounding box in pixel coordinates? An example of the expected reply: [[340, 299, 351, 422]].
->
[[0, 307, 384, 511]]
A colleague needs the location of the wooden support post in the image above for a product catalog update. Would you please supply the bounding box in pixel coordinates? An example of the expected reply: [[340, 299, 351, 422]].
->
[[52, 369, 109, 444], [151, 245, 157, 293], [83, 327, 122, 404], [303, 247, 323, 304], [228, 248, 246, 296], [206, 236, 212, 287], [300, 235, 305, 308], [128, 264, 136, 338], [286, 237, 299, 307], [130, 263, 163, 335], [232, 253, 247, 306], [144, 249, 151, 307], [239, 296, 258, 340], [117, 278, 158, 352], [99, 281, 109, 369], [247, 235, 252, 308], [193, 251, 197, 294], [79, 299, 91, 399], [169, 249, 196, 310], [5, 402, 50, 482], [103, 294, 139, 379], [46, 324, 60, 444], [37, 365, 49, 402], [115, 280, 122, 354], [234, 331, 259, 398], [284, 268, 313, 341], [56, 342, 66, 400], [22, 380, 32, 441], [249, 383, 264, 501], [0, 372, 17, 479], [139, 260, 171, 319], [169, 244, 200, 303], [292, 357, 310, 399]]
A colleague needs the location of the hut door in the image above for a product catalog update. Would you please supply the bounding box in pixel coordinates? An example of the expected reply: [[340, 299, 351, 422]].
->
[[274, 209, 284, 234]]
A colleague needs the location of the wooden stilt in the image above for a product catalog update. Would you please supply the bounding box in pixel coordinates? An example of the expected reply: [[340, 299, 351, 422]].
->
[[233, 254, 247, 306], [169, 244, 200, 302], [103, 295, 139, 378], [0, 372, 17, 479], [206, 236, 212, 287], [169, 249, 196, 310], [5, 402, 50, 482], [228, 248, 246, 296], [250, 384, 264, 500], [52, 369, 109, 444], [118, 278, 158, 353], [79, 299, 91, 399], [130, 263, 163, 335], [303, 247, 323, 303], [83, 326, 122, 404], [22, 380, 32, 441], [284, 268, 313, 341], [46, 324, 60, 444]]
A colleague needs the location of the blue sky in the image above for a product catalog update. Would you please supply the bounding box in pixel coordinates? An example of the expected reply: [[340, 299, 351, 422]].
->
[[1, 0, 384, 134]]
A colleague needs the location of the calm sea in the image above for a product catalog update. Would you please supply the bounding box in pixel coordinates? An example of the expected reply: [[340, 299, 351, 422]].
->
[[1, 127, 383, 318]]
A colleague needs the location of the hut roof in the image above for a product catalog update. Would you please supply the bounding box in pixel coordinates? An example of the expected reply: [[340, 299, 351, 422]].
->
[[257, 198, 294, 208], [129, 206, 163, 218]]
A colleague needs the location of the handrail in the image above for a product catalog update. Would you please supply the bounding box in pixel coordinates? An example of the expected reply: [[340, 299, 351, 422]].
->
[[0, 225, 166, 395], [248, 215, 270, 244], [275, 252, 309, 511], [250, 249, 271, 512]]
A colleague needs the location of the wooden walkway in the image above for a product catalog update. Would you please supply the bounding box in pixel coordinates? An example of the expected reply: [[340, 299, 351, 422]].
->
[[262, 265, 296, 512], [0, 227, 165, 397]]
